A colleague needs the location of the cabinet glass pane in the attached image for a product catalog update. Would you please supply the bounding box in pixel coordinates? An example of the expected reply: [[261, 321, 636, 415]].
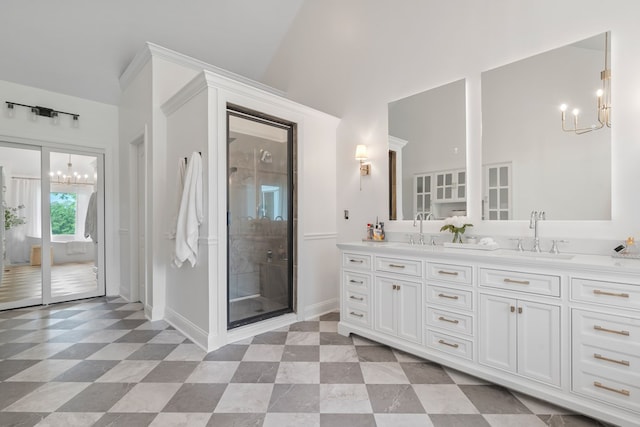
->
[[458, 172, 465, 184], [499, 189, 508, 209], [499, 211, 509, 220], [489, 189, 497, 209], [489, 168, 497, 187], [425, 176, 431, 188], [445, 187, 452, 199], [437, 174, 444, 186], [417, 177, 423, 193], [425, 195, 431, 209], [499, 167, 508, 186], [417, 195, 423, 211], [437, 188, 443, 199], [458, 186, 465, 198], [445, 174, 452, 185], [489, 211, 498, 220]]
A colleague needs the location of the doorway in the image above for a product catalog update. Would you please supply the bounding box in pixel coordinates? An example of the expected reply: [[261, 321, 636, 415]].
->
[[0, 142, 105, 310], [226, 106, 295, 329]]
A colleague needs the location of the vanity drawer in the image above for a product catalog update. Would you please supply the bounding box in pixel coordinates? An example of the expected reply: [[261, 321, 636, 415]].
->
[[426, 306, 473, 336], [376, 256, 423, 277], [343, 271, 371, 291], [572, 309, 639, 353], [426, 285, 473, 312], [425, 329, 473, 360], [571, 278, 640, 312], [573, 340, 639, 381], [345, 288, 369, 308], [343, 252, 372, 271], [344, 306, 370, 327], [427, 262, 473, 285], [479, 268, 560, 297], [572, 368, 640, 414]]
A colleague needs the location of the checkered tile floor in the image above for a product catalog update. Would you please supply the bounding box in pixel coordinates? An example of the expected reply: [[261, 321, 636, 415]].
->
[[0, 296, 610, 426]]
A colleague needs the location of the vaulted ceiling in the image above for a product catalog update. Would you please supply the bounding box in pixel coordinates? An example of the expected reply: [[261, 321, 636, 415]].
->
[[0, 0, 305, 105]]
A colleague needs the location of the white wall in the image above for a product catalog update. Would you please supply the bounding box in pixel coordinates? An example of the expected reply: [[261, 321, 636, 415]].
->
[[263, 0, 640, 244], [0, 79, 120, 295]]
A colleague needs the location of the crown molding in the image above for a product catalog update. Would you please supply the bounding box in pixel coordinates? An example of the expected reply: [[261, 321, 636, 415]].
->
[[120, 41, 285, 98]]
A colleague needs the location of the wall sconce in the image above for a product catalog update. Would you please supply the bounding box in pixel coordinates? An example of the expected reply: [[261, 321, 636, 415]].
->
[[355, 144, 370, 190], [5, 101, 80, 126]]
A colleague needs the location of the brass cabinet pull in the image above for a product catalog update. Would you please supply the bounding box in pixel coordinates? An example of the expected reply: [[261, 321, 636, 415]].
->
[[593, 381, 630, 396], [593, 289, 629, 298], [389, 264, 406, 269], [392, 284, 397, 290], [349, 259, 364, 264], [504, 278, 530, 285], [350, 311, 364, 318], [518, 307, 523, 314], [594, 353, 630, 366], [349, 296, 364, 301], [438, 293, 459, 300], [438, 270, 459, 276], [594, 325, 630, 336], [438, 339, 459, 348], [510, 306, 515, 313], [349, 279, 364, 284], [438, 316, 459, 324]]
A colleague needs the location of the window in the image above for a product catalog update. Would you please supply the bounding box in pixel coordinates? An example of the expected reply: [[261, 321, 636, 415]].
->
[[50, 192, 77, 235]]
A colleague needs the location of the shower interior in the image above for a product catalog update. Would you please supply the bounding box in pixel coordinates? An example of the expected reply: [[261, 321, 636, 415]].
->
[[227, 109, 294, 328]]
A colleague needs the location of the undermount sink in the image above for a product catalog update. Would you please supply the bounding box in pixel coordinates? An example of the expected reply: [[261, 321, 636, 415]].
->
[[500, 250, 575, 260]]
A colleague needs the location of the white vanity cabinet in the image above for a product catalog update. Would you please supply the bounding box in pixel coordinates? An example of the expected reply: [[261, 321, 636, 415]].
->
[[373, 256, 423, 344], [337, 243, 640, 427], [479, 294, 561, 386], [570, 276, 640, 414]]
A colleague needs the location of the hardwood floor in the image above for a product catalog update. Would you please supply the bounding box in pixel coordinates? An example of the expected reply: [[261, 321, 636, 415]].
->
[[0, 262, 97, 304]]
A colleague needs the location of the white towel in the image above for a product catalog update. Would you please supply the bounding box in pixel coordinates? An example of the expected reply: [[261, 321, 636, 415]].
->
[[169, 157, 187, 239], [173, 152, 203, 267]]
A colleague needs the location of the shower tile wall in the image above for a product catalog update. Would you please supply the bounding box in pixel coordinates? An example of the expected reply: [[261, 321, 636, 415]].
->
[[229, 219, 288, 300]]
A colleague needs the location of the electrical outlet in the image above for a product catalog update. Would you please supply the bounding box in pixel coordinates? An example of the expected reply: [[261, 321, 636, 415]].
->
[[344, 210, 349, 220]]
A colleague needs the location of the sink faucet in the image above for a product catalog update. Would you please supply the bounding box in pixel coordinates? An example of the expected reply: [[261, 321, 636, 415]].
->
[[413, 212, 426, 244], [529, 210, 546, 252]]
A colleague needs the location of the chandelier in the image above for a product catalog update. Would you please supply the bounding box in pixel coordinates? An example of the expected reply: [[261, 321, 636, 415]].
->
[[560, 32, 611, 135], [49, 154, 92, 185]]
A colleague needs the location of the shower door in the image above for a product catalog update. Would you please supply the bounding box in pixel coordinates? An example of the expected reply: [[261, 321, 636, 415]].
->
[[227, 107, 294, 329]]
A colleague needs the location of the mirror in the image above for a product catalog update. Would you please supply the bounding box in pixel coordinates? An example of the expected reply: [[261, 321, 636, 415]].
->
[[481, 32, 611, 220], [388, 79, 466, 220]]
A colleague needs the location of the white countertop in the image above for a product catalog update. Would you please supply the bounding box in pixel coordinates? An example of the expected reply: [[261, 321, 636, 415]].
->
[[337, 241, 640, 276]]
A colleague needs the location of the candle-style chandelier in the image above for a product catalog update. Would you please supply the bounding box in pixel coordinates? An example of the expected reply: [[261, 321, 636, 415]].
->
[[560, 32, 611, 135]]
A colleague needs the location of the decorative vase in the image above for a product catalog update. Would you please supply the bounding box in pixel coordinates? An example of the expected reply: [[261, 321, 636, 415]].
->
[[452, 231, 463, 243]]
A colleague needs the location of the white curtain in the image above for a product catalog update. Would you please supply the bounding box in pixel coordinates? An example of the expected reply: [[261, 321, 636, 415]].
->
[[7, 178, 41, 263]]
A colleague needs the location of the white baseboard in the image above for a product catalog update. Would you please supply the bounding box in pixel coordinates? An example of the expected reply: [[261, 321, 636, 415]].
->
[[164, 307, 209, 351], [303, 298, 339, 320], [226, 313, 298, 346]]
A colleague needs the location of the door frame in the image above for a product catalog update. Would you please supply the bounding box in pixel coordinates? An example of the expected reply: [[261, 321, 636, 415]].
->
[[0, 137, 106, 309], [128, 129, 147, 306]]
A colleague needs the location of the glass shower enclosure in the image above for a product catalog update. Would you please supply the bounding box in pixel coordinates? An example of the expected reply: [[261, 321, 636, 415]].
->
[[227, 107, 294, 328]]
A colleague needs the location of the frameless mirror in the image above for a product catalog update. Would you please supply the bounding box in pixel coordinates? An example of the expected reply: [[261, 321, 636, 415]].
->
[[388, 79, 466, 221], [481, 32, 611, 220]]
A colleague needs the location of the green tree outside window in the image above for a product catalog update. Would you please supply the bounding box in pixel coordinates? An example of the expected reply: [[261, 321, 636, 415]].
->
[[50, 192, 77, 235]]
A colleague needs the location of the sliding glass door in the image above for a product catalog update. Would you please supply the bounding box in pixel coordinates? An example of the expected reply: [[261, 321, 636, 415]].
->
[[0, 142, 104, 311]]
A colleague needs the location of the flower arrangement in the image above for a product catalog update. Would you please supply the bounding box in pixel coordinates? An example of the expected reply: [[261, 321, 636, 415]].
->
[[440, 216, 473, 243], [3, 203, 26, 230]]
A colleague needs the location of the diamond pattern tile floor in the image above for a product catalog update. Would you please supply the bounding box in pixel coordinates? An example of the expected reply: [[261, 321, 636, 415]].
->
[[0, 296, 612, 426]]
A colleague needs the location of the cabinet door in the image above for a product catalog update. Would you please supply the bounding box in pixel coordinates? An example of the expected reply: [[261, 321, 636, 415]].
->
[[396, 280, 422, 343], [517, 300, 561, 386], [374, 277, 396, 336], [456, 170, 466, 200], [479, 294, 517, 373]]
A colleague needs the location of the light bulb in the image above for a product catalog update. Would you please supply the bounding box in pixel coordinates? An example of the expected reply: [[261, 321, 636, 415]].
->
[[73, 172, 78, 177], [6, 103, 15, 118], [560, 104, 567, 112], [572, 109, 580, 116], [30, 107, 39, 121], [51, 111, 60, 125], [49, 172, 54, 177], [57, 171, 62, 176], [596, 89, 604, 97]]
